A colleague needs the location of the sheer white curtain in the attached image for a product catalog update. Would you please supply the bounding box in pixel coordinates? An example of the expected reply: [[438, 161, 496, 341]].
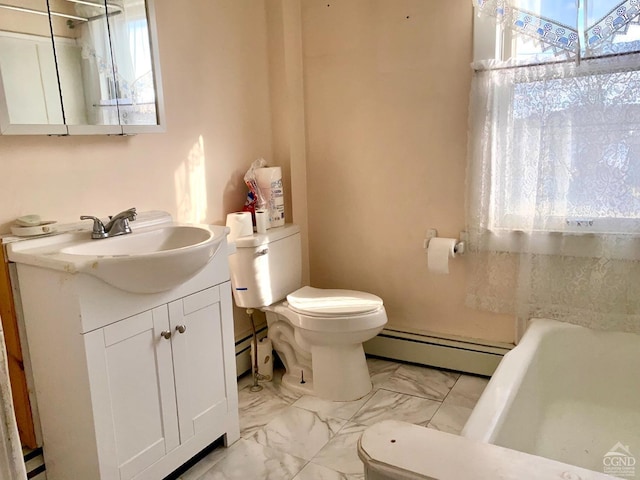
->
[[106, 0, 157, 124], [75, 2, 120, 124], [76, 0, 149, 100], [475, 0, 640, 59], [475, 0, 580, 59], [467, 1, 640, 333], [107, 0, 153, 103]]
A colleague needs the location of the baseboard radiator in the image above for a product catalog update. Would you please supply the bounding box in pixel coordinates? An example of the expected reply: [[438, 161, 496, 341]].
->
[[234, 327, 512, 378], [364, 328, 513, 377]]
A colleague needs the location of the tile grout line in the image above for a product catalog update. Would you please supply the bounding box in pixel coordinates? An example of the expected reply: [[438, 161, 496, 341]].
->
[[349, 364, 457, 427], [192, 361, 476, 479], [427, 373, 463, 424], [376, 386, 448, 403], [290, 456, 312, 480]]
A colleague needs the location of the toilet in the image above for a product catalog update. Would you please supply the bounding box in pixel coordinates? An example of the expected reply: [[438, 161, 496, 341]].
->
[[228, 224, 387, 401]]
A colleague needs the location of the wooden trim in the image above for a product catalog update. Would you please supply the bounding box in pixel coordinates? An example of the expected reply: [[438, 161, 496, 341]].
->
[[0, 246, 36, 448]]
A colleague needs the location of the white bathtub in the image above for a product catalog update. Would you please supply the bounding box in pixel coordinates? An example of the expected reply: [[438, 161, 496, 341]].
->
[[463, 318, 640, 474]]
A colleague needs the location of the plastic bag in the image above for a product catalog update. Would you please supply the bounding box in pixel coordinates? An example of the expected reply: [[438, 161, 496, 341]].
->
[[242, 191, 257, 225], [244, 158, 268, 209]]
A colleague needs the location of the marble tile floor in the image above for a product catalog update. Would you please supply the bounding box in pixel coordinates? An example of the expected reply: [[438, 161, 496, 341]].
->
[[178, 357, 489, 480]]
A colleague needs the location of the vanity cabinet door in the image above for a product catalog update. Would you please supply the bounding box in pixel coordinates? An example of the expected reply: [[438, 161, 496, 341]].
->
[[169, 286, 229, 444], [85, 306, 179, 480]]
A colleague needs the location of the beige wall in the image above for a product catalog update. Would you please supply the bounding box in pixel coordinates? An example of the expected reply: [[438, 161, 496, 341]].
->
[[0, 0, 514, 344], [300, 0, 514, 343], [266, 0, 310, 285], [0, 0, 276, 339]]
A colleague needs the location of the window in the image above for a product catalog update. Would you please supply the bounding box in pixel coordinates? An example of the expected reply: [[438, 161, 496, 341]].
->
[[466, 0, 640, 333], [490, 61, 640, 234], [473, 1, 640, 235]]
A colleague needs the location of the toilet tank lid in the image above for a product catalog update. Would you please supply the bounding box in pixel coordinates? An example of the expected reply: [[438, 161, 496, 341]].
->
[[234, 224, 300, 248], [287, 286, 383, 316]]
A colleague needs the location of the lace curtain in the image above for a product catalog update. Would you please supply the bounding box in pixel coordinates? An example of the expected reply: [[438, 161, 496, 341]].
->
[[474, 0, 640, 60], [466, 16, 640, 333]]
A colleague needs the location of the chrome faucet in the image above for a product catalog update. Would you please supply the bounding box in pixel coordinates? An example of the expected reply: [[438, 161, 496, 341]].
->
[[81, 207, 137, 239]]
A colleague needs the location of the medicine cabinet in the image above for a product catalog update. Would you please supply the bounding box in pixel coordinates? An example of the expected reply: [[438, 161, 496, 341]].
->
[[0, 0, 164, 135]]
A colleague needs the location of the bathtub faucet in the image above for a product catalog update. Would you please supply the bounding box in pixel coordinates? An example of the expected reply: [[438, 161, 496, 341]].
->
[[81, 207, 137, 239]]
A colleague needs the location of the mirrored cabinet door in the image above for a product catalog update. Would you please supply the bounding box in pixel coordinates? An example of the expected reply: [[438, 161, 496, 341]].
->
[[50, 0, 122, 134], [107, 0, 164, 133], [0, 0, 67, 134]]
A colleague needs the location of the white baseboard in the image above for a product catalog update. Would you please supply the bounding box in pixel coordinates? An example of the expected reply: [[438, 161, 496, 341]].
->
[[234, 327, 268, 377], [234, 327, 513, 378], [364, 328, 513, 376]]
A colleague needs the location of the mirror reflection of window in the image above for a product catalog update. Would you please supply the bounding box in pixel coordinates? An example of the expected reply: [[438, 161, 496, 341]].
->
[[107, 0, 158, 125]]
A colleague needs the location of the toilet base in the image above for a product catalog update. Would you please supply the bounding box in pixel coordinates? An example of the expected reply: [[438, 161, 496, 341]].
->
[[312, 343, 372, 401], [280, 372, 314, 397], [263, 307, 379, 402], [275, 344, 373, 401]]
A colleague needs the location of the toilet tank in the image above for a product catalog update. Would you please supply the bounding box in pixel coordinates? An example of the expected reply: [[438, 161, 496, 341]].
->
[[228, 224, 302, 308]]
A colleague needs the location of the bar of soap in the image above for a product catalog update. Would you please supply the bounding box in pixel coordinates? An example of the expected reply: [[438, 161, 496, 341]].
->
[[15, 214, 43, 227]]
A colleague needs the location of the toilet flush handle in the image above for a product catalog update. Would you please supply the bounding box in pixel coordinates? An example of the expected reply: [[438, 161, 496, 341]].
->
[[256, 248, 268, 256]]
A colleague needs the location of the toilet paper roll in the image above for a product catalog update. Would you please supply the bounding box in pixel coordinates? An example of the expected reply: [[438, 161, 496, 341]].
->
[[255, 167, 285, 228], [250, 337, 273, 382], [255, 210, 269, 234], [226, 212, 253, 242], [427, 237, 457, 274]]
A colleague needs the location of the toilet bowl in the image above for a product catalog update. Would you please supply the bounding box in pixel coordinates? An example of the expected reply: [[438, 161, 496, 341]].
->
[[269, 286, 386, 401], [228, 224, 388, 401]]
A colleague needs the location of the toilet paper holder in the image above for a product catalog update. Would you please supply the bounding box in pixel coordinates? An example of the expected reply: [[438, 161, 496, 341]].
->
[[423, 229, 466, 255]]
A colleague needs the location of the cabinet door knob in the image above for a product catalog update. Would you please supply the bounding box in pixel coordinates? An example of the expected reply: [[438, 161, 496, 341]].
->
[[160, 330, 172, 340], [175, 325, 186, 334]]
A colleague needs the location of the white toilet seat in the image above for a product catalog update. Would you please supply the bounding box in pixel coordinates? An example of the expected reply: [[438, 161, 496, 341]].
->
[[281, 286, 387, 333], [287, 286, 383, 316]]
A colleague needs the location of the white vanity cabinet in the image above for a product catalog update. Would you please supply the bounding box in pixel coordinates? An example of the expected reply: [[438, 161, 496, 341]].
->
[[86, 286, 231, 480], [9, 242, 239, 480]]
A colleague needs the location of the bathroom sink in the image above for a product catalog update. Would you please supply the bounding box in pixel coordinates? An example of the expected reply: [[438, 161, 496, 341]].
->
[[6, 213, 229, 294], [60, 225, 212, 256]]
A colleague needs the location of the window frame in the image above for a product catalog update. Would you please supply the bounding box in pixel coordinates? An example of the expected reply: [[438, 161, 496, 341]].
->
[[473, 14, 640, 237]]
